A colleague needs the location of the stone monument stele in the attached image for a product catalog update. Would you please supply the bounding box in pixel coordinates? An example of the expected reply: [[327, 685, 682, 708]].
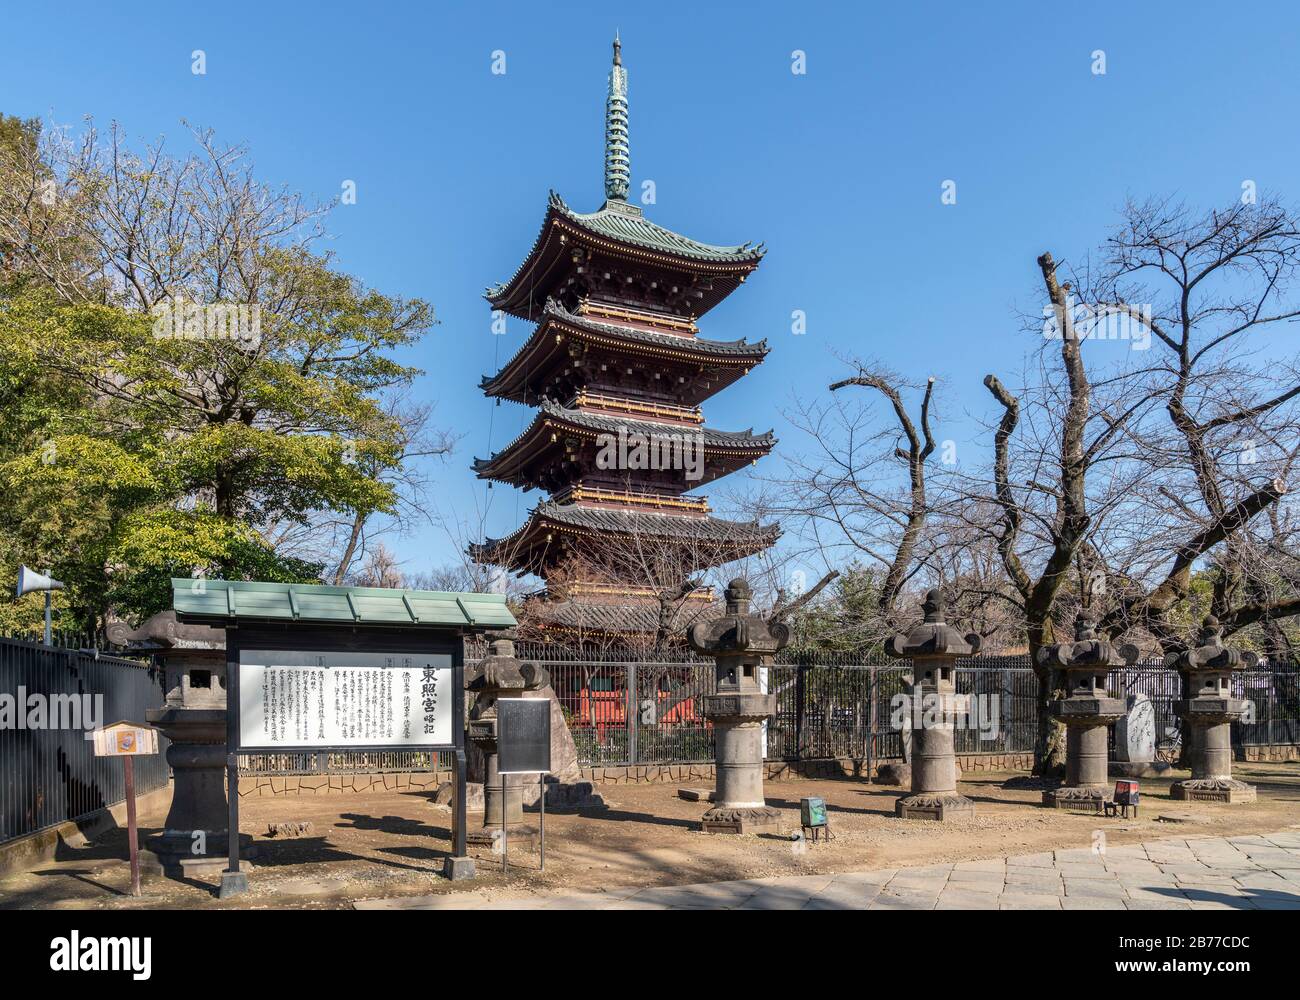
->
[[1036, 614, 1137, 811], [1167, 616, 1257, 803], [884, 589, 981, 821], [687, 578, 787, 834], [1113, 693, 1155, 763]]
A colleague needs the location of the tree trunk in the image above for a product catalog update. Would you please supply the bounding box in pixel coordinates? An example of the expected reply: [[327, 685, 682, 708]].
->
[[1033, 670, 1067, 777], [1028, 628, 1066, 777]]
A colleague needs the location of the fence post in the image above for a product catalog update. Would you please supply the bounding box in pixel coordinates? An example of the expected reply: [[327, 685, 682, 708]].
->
[[794, 656, 807, 760], [866, 666, 875, 778], [626, 661, 638, 767]]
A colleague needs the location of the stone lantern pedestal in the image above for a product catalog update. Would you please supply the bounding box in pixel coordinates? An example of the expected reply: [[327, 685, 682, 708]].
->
[[885, 590, 981, 821], [687, 579, 787, 834], [465, 631, 549, 847], [108, 611, 255, 876], [1168, 617, 1257, 804], [1038, 616, 1135, 812]]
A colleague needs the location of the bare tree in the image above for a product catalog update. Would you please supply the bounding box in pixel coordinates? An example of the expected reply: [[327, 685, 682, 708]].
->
[[1070, 197, 1300, 650], [759, 364, 941, 644], [0, 119, 327, 309]]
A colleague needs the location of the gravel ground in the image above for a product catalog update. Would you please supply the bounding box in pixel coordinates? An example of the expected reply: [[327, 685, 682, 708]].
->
[[2, 761, 1297, 909]]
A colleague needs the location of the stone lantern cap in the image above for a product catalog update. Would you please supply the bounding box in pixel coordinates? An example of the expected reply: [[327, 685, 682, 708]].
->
[[1164, 616, 1258, 674], [885, 590, 981, 661], [1036, 614, 1139, 674], [687, 578, 790, 659], [106, 610, 226, 656], [1038, 615, 1129, 723], [467, 629, 550, 696]]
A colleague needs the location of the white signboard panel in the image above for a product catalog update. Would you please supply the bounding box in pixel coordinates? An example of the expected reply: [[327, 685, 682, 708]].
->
[[238, 650, 454, 749]]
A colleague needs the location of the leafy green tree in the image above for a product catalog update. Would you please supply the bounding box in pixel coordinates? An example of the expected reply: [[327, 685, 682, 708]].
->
[[0, 121, 440, 633]]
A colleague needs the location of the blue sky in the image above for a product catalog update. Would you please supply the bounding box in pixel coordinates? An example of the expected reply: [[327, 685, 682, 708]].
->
[[3, 1, 1298, 578]]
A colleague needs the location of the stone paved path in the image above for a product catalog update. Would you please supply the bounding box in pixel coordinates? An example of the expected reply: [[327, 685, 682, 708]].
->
[[355, 829, 1300, 910]]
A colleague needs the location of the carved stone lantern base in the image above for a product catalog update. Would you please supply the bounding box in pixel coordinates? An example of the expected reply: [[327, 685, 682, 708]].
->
[[150, 831, 256, 877], [701, 804, 782, 835], [1171, 778, 1256, 803], [896, 791, 975, 822], [1042, 785, 1110, 813]]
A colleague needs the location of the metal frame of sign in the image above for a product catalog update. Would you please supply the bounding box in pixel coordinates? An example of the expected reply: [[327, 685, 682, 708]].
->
[[493, 697, 552, 873], [496, 697, 552, 774], [224, 622, 468, 879]]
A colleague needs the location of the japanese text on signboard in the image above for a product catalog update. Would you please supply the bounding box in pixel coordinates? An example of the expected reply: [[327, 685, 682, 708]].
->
[[238, 651, 453, 749]]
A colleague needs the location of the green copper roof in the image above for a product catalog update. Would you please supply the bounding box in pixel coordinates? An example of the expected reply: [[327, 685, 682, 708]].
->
[[551, 193, 766, 263], [171, 579, 516, 630]]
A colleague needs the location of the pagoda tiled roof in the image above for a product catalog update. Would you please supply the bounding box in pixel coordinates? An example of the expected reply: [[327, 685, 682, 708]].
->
[[470, 501, 780, 569], [546, 193, 766, 265], [522, 594, 720, 637], [472, 401, 775, 483], [481, 301, 767, 403], [531, 501, 777, 540], [538, 400, 773, 448], [485, 192, 765, 320]]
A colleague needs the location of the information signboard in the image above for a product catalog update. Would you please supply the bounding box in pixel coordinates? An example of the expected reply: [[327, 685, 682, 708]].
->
[[238, 649, 453, 751]]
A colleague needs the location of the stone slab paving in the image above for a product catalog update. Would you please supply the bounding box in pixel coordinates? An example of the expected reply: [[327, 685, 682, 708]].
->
[[355, 829, 1300, 911]]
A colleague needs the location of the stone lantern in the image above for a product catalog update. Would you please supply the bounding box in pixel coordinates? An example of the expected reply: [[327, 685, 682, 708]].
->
[[107, 611, 254, 875], [1037, 615, 1136, 812], [1166, 616, 1257, 803], [687, 578, 787, 834], [884, 590, 980, 821], [465, 630, 550, 846]]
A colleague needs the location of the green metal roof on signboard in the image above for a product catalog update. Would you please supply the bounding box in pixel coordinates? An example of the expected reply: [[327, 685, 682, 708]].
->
[[171, 579, 517, 630]]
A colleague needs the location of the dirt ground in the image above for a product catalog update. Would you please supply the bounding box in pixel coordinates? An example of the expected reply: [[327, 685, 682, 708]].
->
[[3, 761, 1298, 909]]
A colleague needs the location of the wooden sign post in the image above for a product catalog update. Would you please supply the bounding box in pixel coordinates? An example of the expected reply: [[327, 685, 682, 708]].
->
[[92, 722, 160, 897]]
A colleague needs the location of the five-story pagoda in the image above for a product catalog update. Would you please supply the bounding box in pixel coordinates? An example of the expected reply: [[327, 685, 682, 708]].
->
[[471, 36, 778, 640]]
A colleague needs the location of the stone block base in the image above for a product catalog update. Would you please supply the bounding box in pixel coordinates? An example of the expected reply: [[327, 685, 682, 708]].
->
[[531, 780, 606, 811], [1042, 786, 1110, 813], [874, 763, 910, 786], [218, 870, 250, 898], [1243, 745, 1300, 763], [1171, 779, 1257, 803], [432, 780, 484, 812], [238, 771, 448, 797], [151, 832, 256, 877], [700, 805, 781, 835], [466, 825, 538, 850], [442, 856, 476, 881], [895, 792, 974, 821]]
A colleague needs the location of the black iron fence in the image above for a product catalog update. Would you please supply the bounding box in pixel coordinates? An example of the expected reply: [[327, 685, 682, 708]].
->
[[472, 644, 1300, 769], [539, 653, 1041, 768], [0, 636, 169, 846], [233, 642, 1300, 776]]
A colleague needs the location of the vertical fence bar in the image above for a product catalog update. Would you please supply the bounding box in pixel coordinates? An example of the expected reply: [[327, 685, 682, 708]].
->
[[626, 661, 639, 766], [0, 635, 167, 847], [794, 658, 806, 760]]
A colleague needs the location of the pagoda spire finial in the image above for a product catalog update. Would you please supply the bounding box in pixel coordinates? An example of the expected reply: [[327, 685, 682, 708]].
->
[[604, 33, 630, 201]]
